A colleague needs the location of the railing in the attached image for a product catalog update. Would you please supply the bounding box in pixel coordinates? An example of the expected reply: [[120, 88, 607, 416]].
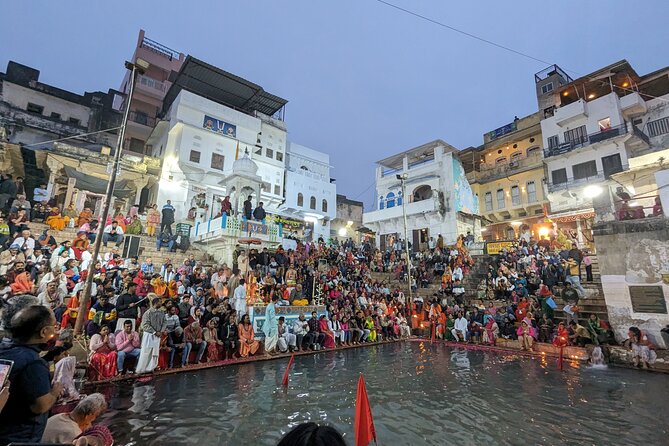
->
[[545, 123, 627, 157], [547, 173, 606, 192], [137, 75, 166, 93], [194, 214, 282, 243], [647, 117, 669, 137], [141, 36, 181, 61], [128, 111, 156, 127], [474, 153, 543, 182], [632, 125, 650, 145]]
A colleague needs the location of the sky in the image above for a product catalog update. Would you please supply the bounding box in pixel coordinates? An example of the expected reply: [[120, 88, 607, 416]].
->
[[2, 0, 669, 209]]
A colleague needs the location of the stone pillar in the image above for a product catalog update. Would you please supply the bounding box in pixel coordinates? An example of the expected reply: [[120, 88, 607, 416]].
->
[[655, 169, 669, 218], [46, 172, 56, 201], [64, 178, 76, 207], [576, 219, 585, 245]]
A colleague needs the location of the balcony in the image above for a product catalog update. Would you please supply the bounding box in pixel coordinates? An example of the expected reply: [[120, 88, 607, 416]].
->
[[554, 99, 588, 127], [620, 92, 647, 117], [194, 215, 283, 244], [472, 152, 543, 182], [547, 173, 607, 193], [128, 111, 156, 127], [136, 75, 167, 98], [363, 198, 436, 224], [545, 123, 628, 158]]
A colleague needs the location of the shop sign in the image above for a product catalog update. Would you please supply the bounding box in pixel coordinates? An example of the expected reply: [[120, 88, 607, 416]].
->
[[469, 241, 486, 256], [485, 240, 514, 255], [268, 215, 304, 229]]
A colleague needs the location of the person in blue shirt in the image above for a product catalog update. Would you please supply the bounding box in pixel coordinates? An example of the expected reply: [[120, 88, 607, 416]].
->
[[0, 305, 63, 445]]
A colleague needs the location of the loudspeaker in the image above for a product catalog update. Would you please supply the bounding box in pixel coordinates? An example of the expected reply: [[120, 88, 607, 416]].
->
[[123, 235, 141, 258]]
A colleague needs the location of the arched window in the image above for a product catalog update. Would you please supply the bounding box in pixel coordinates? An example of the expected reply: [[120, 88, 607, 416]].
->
[[386, 192, 396, 208], [297, 193, 303, 207], [310, 196, 316, 210], [412, 185, 432, 202], [322, 199, 328, 213], [495, 156, 507, 165], [526, 146, 540, 156], [379, 196, 385, 210], [510, 151, 522, 162], [397, 191, 403, 206]]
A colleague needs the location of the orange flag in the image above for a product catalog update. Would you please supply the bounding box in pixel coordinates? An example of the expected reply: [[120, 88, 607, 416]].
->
[[281, 353, 295, 386], [354, 374, 377, 446]]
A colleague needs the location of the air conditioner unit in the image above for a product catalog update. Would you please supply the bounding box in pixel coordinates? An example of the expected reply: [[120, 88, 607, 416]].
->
[[509, 161, 519, 168]]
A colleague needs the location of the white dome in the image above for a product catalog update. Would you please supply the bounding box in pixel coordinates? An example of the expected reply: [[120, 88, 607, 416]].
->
[[232, 153, 258, 176]]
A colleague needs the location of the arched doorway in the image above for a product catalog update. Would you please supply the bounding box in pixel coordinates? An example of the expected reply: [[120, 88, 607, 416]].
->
[[412, 185, 432, 202]]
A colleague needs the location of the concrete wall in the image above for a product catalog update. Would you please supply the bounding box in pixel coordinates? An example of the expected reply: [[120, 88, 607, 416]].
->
[[2, 82, 91, 126], [593, 218, 669, 347]]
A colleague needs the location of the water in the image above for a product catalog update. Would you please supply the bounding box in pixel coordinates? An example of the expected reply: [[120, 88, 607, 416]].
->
[[97, 342, 669, 446]]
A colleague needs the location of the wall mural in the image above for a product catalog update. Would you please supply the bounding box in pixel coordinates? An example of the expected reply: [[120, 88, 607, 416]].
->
[[452, 158, 479, 214]]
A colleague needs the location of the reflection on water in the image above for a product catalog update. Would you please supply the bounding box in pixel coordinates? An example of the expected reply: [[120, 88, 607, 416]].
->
[[97, 343, 669, 446]]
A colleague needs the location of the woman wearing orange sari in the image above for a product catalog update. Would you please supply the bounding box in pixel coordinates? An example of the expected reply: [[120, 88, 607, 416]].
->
[[71, 231, 90, 260], [77, 207, 93, 227], [166, 280, 179, 299], [238, 314, 260, 357], [114, 213, 127, 231], [151, 276, 167, 298], [61, 290, 90, 329], [46, 207, 68, 231]]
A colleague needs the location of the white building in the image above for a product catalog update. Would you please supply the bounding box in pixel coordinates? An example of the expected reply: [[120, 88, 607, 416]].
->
[[363, 140, 481, 251], [539, 60, 669, 240]]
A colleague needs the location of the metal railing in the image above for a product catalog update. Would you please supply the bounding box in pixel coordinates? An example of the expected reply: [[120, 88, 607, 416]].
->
[[473, 153, 543, 182], [128, 111, 156, 127], [141, 36, 181, 61], [545, 123, 627, 157]]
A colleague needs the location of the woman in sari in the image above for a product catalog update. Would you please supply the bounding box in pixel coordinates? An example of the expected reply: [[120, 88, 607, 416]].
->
[[204, 318, 224, 361], [125, 215, 143, 235], [71, 231, 90, 259], [147, 204, 160, 237], [628, 326, 657, 369], [238, 314, 260, 357], [61, 290, 89, 329], [151, 275, 167, 298], [88, 324, 118, 381], [517, 320, 535, 351], [553, 322, 569, 347], [319, 315, 336, 348], [482, 314, 499, 345], [77, 207, 93, 227], [45, 207, 68, 231], [364, 315, 377, 342]]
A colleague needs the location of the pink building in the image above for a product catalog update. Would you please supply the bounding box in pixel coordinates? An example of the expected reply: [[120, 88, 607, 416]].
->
[[118, 29, 185, 154]]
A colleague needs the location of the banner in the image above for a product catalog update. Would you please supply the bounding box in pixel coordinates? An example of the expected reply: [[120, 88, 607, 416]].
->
[[268, 214, 304, 229], [241, 220, 268, 235], [485, 240, 514, 255], [468, 241, 486, 256], [203, 115, 236, 138]]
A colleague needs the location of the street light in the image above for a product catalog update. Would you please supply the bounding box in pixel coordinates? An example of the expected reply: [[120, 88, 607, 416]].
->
[[73, 58, 149, 334], [396, 173, 412, 315]]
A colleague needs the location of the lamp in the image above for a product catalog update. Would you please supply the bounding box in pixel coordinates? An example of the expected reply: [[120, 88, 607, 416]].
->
[[338, 227, 347, 237]]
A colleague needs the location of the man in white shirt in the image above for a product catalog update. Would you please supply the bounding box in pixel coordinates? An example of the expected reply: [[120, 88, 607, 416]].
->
[[102, 221, 124, 247], [427, 237, 436, 251], [232, 278, 247, 317], [12, 229, 35, 257], [451, 312, 468, 342]]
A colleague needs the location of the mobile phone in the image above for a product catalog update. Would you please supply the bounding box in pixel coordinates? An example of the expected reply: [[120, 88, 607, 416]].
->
[[0, 359, 13, 387]]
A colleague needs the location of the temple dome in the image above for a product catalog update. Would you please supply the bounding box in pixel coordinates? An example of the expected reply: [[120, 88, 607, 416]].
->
[[232, 153, 258, 176]]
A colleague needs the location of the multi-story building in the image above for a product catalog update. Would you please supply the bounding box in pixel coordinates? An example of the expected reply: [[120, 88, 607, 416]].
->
[[331, 194, 364, 243], [362, 140, 481, 251], [464, 112, 549, 241], [0, 60, 159, 213], [117, 29, 184, 155], [537, 60, 669, 245]]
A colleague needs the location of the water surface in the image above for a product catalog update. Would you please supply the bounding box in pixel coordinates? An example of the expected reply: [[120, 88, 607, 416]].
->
[[97, 342, 669, 446]]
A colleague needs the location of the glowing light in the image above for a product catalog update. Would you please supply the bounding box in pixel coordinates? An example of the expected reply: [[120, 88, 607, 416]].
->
[[588, 93, 596, 99], [563, 91, 569, 97], [480, 228, 487, 232], [583, 185, 603, 198], [511, 221, 522, 226], [538, 227, 550, 238], [304, 216, 319, 223], [622, 82, 629, 88], [337, 228, 347, 237], [346, 220, 354, 227]]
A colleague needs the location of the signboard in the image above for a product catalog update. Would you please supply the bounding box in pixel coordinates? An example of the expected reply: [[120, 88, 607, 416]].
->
[[203, 115, 236, 138], [468, 241, 486, 256], [487, 121, 517, 141], [268, 215, 304, 229], [485, 240, 514, 255], [629, 286, 667, 314], [241, 220, 268, 235]]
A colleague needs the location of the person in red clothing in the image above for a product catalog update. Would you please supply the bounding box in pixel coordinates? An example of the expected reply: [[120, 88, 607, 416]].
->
[[553, 322, 569, 347]]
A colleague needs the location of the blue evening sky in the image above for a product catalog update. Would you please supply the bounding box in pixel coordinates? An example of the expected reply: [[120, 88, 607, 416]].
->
[[2, 0, 669, 208]]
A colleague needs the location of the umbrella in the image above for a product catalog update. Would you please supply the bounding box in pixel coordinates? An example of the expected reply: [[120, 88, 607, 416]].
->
[[238, 237, 262, 245]]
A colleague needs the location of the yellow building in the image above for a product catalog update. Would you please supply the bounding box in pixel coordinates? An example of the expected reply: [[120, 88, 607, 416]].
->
[[463, 112, 550, 241]]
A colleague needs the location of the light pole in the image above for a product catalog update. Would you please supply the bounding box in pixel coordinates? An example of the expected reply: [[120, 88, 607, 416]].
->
[[74, 58, 149, 335], [396, 173, 412, 315]]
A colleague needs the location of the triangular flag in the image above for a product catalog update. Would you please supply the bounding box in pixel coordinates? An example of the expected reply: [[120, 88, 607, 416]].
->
[[281, 353, 295, 387], [354, 374, 377, 446]]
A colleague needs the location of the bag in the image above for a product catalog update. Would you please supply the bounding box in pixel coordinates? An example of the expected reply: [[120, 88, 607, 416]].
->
[[546, 297, 557, 309]]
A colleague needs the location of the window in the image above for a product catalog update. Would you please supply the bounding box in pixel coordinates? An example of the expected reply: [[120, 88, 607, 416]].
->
[[526, 146, 540, 156], [309, 196, 316, 210], [598, 117, 611, 131], [274, 184, 281, 195], [189, 150, 201, 163], [602, 154, 623, 178], [386, 192, 396, 208], [495, 156, 507, 165], [511, 186, 521, 206], [50, 112, 61, 120], [572, 160, 597, 181], [496, 189, 505, 209], [484, 192, 493, 212], [547, 135, 559, 149], [128, 138, 144, 153], [211, 153, 225, 171], [297, 193, 304, 207], [379, 196, 385, 210], [541, 82, 553, 94], [510, 152, 522, 162], [322, 199, 328, 212], [68, 117, 81, 126], [647, 117, 669, 137], [527, 181, 537, 202], [552, 168, 568, 185], [564, 125, 587, 145], [276, 152, 283, 162], [26, 103, 44, 114], [266, 148, 274, 159], [254, 147, 262, 156]]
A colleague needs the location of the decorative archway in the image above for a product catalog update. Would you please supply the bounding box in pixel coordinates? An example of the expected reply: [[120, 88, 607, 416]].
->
[[412, 185, 432, 202]]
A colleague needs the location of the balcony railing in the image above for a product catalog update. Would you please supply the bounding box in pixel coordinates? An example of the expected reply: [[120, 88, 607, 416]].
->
[[473, 153, 543, 182], [140, 36, 181, 61], [547, 173, 606, 193], [128, 111, 156, 127], [545, 123, 627, 157]]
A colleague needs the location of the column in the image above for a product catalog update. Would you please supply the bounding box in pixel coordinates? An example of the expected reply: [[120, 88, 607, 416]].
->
[[576, 219, 585, 246], [64, 178, 76, 207], [46, 172, 56, 201]]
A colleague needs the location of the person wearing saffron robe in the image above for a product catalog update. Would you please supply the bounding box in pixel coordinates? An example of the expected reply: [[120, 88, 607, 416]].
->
[[71, 231, 90, 260], [263, 294, 279, 354], [319, 315, 336, 348], [151, 275, 167, 298], [515, 296, 530, 321], [238, 314, 260, 357], [136, 296, 167, 374], [88, 324, 117, 381], [246, 270, 259, 303], [77, 207, 93, 227], [204, 318, 224, 362], [46, 207, 68, 231]]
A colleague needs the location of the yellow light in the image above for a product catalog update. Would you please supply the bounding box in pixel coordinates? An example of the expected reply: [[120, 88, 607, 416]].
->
[[563, 91, 569, 97], [538, 227, 550, 238], [622, 82, 629, 88], [588, 93, 596, 99]]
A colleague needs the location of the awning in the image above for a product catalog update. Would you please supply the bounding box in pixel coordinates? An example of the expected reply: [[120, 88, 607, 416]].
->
[[63, 166, 135, 198], [356, 226, 375, 234]]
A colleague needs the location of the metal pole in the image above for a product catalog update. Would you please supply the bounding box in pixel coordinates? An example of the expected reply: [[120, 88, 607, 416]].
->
[[73, 64, 138, 335], [400, 177, 412, 315]]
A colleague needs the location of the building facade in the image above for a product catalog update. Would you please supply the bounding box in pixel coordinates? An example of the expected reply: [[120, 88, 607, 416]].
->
[[362, 140, 481, 251], [331, 194, 364, 243]]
